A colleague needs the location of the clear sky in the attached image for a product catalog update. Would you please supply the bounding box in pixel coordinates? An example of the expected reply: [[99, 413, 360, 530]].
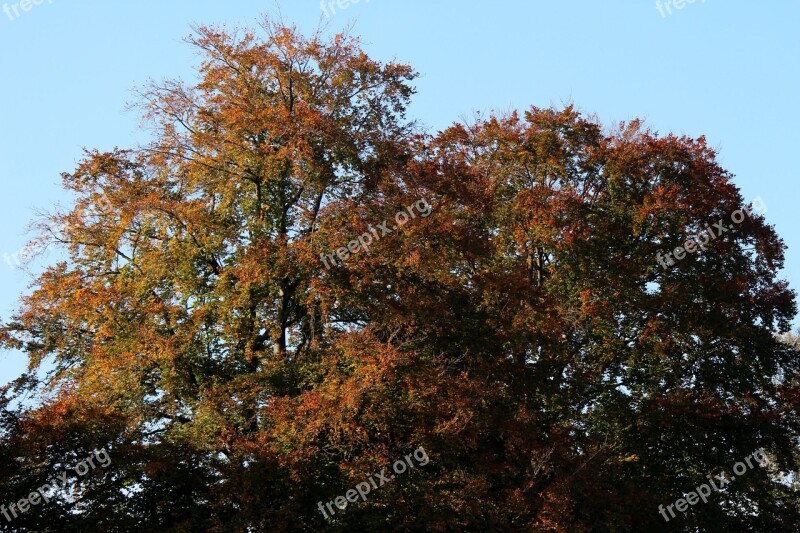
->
[[1, 0, 798, 386]]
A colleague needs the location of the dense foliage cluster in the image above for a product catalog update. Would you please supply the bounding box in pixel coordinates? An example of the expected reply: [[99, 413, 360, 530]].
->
[[1, 20, 799, 532]]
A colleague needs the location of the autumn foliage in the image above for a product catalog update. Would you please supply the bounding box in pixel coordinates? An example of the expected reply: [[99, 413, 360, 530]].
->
[[1, 19, 799, 532]]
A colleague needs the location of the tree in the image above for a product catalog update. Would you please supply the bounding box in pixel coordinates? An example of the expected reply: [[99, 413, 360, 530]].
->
[[1, 19, 799, 532]]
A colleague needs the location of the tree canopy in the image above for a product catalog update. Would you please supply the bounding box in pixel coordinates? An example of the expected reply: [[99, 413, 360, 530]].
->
[[1, 19, 799, 532]]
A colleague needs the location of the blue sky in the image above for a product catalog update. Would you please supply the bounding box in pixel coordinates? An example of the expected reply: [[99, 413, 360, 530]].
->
[[1, 0, 798, 385]]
